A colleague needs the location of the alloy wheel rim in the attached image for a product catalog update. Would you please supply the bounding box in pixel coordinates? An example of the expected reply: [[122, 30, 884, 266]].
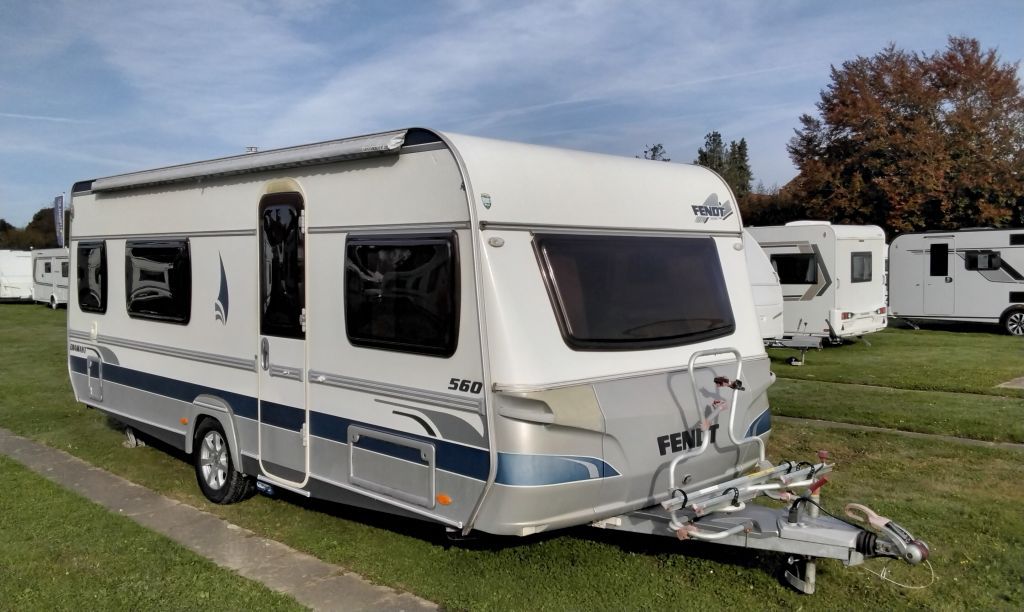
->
[[1009, 313, 1024, 336], [200, 431, 229, 490]]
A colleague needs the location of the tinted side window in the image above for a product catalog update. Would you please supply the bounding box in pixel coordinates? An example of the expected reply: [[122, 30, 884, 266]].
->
[[851, 251, 872, 283], [929, 243, 948, 276], [1011, 234, 1024, 246], [44, 262, 51, 274], [771, 253, 818, 284], [259, 193, 305, 338], [964, 250, 1001, 271], [345, 233, 458, 357], [125, 240, 191, 324], [61, 262, 69, 277], [77, 242, 107, 313]]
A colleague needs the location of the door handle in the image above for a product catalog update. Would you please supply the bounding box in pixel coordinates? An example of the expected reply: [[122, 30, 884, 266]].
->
[[945, 277, 952, 283], [260, 338, 270, 371]]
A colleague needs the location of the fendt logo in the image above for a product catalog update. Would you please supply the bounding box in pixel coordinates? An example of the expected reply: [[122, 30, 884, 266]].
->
[[691, 194, 734, 224]]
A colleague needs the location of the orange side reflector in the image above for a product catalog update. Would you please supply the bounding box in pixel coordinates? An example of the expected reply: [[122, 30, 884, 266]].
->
[[436, 493, 452, 506], [180, 418, 189, 425]]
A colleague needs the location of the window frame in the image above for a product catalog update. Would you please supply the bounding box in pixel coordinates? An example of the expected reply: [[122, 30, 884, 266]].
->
[[124, 239, 192, 325], [77, 241, 108, 314], [964, 250, 1001, 271], [850, 251, 872, 283], [533, 233, 736, 352], [343, 232, 460, 358]]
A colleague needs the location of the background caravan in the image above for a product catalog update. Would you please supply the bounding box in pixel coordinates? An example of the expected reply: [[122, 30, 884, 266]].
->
[[66, 128, 926, 591], [889, 228, 1024, 335], [742, 230, 784, 341], [747, 222, 888, 342], [0, 249, 33, 302], [32, 247, 70, 308]]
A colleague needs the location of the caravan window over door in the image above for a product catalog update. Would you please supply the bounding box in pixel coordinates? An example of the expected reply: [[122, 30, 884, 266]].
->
[[851, 252, 872, 283], [259, 193, 305, 339], [77, 242, 107, 313], [125, 240, 191, 324], [770, 253, 818, 284], [344, 233, 458, 357], [534, 234, 734, 350]]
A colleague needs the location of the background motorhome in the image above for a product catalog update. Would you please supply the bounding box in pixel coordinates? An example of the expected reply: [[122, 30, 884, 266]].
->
[[742, 229, 784, 341], [889, 228, 1024, 335], [747, 222, 887, 341], [32, 248, 70, 308], [65, 129, 925, 588], [0, 250, 33, 301]]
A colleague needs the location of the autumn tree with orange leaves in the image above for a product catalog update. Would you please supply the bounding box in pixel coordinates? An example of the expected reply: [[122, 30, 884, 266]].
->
[[786, 37, 1024, 237]]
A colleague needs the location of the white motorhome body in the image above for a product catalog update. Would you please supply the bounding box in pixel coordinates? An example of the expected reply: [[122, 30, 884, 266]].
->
[[66, 130, 926, 585], [32, 248, 70, 308], [0, 250, 33, 301], [742, 230, 784, 341], [889, 228, 1024, 334], [747, 222, 887, 340]]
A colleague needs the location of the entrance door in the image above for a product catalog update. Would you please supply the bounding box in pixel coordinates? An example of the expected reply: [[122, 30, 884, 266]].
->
[[257, 192, 309, 485], [923, 238, 955, 315]]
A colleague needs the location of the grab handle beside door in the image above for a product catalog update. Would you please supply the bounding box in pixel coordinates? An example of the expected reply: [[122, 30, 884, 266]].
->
[[260, 337, 270, 371]]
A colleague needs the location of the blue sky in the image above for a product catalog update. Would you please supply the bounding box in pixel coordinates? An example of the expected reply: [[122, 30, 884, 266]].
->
[[1, 0, 1022, 225]]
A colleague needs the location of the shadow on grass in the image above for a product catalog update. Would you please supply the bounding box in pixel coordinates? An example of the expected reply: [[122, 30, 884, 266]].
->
[[888, 318, 1006, 335]]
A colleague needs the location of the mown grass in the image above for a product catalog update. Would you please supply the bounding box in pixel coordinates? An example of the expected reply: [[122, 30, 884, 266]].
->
[[770, 378, 1024, 443], [0, 454, 303, 611], [768, 327, 1024, 398], [2, 306, 1023, 610]]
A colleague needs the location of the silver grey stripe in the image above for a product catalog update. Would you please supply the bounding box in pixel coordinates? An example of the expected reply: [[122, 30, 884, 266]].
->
[[68, 330, 256, 372], [269, 364, 304, 382], [478, 221, 740, 237], [308, 370, 482, 414], [309, 221, 468, 235], [72, 229, 255, 241]]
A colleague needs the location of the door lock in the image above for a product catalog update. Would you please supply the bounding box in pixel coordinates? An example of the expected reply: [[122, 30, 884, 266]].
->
[[260, 338, 270, 371]]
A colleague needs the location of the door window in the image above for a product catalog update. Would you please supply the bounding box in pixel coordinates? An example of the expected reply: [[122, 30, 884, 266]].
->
[[259, 193, 305, 338], [929, 243, 949, 276]]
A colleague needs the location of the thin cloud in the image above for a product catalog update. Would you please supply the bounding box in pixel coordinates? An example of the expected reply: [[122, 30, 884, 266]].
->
[[0, 112, 93, 124]]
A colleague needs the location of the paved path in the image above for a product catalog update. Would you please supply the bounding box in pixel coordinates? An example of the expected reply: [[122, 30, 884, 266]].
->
[[773, 415, 1024, 451], [0, 427, 437, 612]]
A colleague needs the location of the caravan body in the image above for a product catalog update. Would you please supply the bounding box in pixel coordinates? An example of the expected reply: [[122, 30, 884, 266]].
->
[[0, 250, 33, 301], [32, 248, 70, 308], [66, 128, 771, 537], [889, 228, 1024, 335], [742, 230, 784, 341], [747, 222, 887, 340]]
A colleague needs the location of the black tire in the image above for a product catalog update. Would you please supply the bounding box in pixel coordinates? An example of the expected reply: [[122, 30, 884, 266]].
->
[[49, 296, 57, 310], [194, 419, 253, 504], [1004, 309, 1024, 336]]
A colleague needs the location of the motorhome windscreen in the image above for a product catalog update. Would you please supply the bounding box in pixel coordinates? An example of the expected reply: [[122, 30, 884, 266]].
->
[[534, 234, 735, 350], [770, 253, 818, 284]]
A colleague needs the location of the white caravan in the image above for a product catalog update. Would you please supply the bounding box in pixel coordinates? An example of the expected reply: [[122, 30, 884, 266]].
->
[[747, 222, 888, 341], [32, 248, 70, 308], [742, 230, 784, 341], [889, 228, 1024, 335], [0, 250, 33, 301], [66, 129, 925, 591]]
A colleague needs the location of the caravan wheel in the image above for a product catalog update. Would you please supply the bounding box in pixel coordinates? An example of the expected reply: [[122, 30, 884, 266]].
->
[[194, 419, 253, 504], [1004, 310, 1024, 336], [49, 296, 57, 309]]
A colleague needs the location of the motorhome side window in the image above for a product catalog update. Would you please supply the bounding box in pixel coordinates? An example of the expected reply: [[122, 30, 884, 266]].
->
[[61, 262, 69, 277], [344, 233, 459, 357], [770, 253, 817, 284], [534, 234, 735, 350], [851, 252, 872, 283], [77, 242, 107, 313], [124, 240, 191, 324], [964, 250, 1001, 271]]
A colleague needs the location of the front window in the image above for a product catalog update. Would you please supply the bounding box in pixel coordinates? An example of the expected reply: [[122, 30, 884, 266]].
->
[[534, 234, 735, 350]]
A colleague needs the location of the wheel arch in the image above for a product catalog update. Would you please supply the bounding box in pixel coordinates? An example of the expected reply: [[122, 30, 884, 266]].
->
[[187, 395, 244, 471]]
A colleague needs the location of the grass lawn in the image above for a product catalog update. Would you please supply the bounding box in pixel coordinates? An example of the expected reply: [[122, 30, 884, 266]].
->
[[0, 455, 303, 610], [768, 327, 1024, 398], [2, 306, 1023, 609]]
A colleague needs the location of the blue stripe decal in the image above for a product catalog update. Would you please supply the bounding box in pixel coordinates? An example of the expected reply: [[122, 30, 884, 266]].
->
[[745, 409, 772, 438], [68, 355, 618, 486]]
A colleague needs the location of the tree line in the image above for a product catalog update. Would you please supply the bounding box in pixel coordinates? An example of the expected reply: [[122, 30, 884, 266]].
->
[[0, 208, 63, 250], [642, 37, 1024, 238]]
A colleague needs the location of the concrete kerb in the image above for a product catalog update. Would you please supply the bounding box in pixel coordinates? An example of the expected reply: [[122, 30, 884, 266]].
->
[[0, 427, 438, 612]]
